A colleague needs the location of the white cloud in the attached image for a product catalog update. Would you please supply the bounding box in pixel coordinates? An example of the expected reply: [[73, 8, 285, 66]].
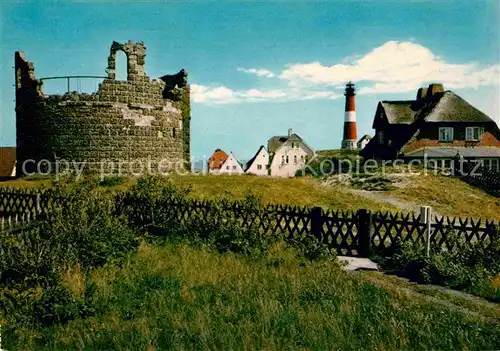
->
[[193, 40, 499, 104], [280, 40, 500, 95], [191, 84, 339, 105], [191, 84, 236, 104], [237, 67, 275, 78]]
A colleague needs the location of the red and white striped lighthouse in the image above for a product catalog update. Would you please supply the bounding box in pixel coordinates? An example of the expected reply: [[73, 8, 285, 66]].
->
[[341, 82, 358, 149]]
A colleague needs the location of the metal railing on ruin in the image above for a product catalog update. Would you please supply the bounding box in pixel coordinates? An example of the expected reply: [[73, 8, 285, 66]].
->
[[39, 75, 108, 93]]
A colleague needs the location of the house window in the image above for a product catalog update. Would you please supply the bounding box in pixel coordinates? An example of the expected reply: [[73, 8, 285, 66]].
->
[[466, 127, 484, 141], [377, 131, 385, 145], [305, 155, 309, 163], [257, 164, 262, 170], [292, 141, 301, 148], [232, 166, 236, 170], [286, 156, 289, 164], [281, 155, 285, 164], [439, 127, 453, 142], [301, 155, 304, 162], [294, 155, 297, 164], [226, 166, 230, 170], [491, 159, 499, 172]]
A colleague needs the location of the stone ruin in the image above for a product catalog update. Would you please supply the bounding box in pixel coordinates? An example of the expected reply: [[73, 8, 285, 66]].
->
[[15, 40, 191, 176]]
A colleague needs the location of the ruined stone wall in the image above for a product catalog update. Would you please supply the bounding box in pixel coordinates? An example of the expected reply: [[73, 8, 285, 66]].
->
[[15, 41, 191, 175]]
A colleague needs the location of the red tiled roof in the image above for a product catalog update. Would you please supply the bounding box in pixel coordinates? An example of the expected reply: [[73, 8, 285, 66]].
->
[[208, 149, 228, 170], [0, 147, 16, 177]]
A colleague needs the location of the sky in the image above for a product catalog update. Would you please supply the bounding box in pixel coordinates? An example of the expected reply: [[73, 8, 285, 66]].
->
[[1, 0, 499, 163]]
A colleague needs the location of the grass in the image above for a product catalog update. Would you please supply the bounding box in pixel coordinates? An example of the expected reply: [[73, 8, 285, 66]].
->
[[7, 241, 499, 350], [361, 271, 500, 321], [390, 172, 500, 219], [1, 169, 498, 219], [168, 174, 399, 212]]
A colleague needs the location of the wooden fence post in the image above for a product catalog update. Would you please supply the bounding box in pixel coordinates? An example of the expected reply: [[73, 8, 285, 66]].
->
[[358, 209, 373, 257], [420, 206, 432, 257], [491, 223, 500, 242], [310, 206, 323, 241], [36, 193, 41, 214]]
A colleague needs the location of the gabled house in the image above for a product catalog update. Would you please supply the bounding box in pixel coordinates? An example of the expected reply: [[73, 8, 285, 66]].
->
[[207, 148, 228, 174], [219, 151, 245, 175], [245, 145, 269, 175], [268, 129, 315, 177], [361, 83, 500, 169], [0, 147, 16, 178]]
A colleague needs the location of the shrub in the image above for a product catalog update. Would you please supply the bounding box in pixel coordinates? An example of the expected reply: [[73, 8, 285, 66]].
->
[[99, 176, 126, 187], [0, 182, 139, 331], [123, 177, 278, 257], [380, 231, 500, 302], [123, 176, 336, 260]]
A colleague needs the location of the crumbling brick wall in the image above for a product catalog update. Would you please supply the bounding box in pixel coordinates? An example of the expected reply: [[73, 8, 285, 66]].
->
[[15, 40, 191, 175]]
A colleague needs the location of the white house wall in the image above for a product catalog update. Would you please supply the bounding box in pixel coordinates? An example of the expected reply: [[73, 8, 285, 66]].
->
[[270, 141, 314, 177], [246, 148, 269, 175], [219, 153, 244, 174], [358, 139, 371, 150]]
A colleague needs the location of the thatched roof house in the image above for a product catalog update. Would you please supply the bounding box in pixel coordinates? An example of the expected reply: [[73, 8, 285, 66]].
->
[[361, 83, 500, 170]]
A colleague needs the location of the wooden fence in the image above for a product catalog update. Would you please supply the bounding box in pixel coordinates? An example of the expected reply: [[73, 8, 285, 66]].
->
[[0, 187, 61, 217], [1, 188, 498, 257], [0, 212, 41, 234], [455, 162, 500, 197]]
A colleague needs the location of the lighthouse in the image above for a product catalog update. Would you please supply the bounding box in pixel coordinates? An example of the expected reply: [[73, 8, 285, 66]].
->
[[341, 82, 358, 150]]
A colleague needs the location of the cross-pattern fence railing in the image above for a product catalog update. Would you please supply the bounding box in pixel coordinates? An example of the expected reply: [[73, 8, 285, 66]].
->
[[1, 187, 498, 257], [455, 162, 500, 197]]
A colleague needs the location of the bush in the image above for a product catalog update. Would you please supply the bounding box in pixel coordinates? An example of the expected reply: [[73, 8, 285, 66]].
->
[[123, 176, 278, 257], [123, 176, 336, 261], [0, 182, 139, 332], [380, 230, 500, 302], [99, 176, 126, 187]]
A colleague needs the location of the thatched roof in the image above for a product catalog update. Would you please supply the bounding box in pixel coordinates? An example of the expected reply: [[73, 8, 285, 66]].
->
[[268, 136, 288, 154], [267, 133, 304, 154], [419, 91, 495, 123], [380, 91, 495, 125], [379, 100, 418, 124]]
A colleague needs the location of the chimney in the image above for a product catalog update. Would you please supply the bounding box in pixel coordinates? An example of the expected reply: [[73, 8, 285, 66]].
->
[[416, 87, 428, 101], [288, 128, 292, 137], [341, 81, 358, 150], [427, 83, 444, 99]]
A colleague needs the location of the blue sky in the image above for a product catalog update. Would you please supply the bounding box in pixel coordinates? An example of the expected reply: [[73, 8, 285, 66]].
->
[[1, 1, 499, 162]]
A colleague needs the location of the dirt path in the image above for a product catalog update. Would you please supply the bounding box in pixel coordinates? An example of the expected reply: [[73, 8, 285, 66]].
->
[[349, 189, 444, 218], [354, 271, 500, 323]]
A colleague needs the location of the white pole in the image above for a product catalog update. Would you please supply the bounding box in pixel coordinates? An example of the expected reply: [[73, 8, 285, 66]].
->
[[426, 207, 432, 257], [420, 206, 432, 257]]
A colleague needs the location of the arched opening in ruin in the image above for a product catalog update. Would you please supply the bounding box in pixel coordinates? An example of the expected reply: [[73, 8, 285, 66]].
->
[[115, 50, 128, 81]]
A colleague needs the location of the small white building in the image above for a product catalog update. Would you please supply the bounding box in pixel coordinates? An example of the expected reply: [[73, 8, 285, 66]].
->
[[245, 145, 269, 175], [268, 129, 315, 177], [219, 151, 245, 175], [357, 135, 372, 150]]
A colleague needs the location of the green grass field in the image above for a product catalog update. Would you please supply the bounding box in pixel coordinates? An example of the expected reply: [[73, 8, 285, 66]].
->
[[10, 241, 499, 350]]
